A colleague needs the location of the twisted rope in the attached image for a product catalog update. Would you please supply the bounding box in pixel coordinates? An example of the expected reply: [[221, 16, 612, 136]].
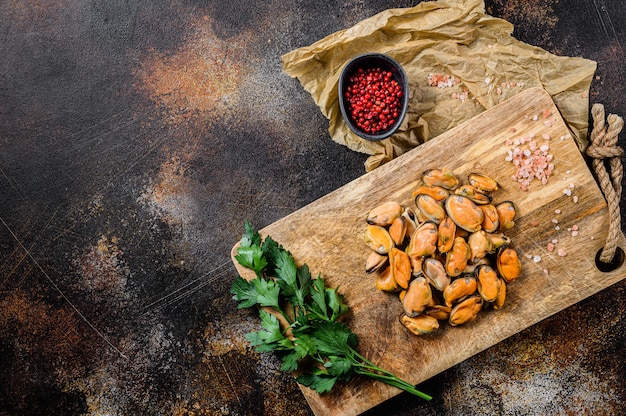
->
[[585, 103, 624, 264]]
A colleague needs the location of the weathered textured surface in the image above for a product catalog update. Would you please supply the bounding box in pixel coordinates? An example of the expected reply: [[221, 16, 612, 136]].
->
[[0, 1, 624, 415]]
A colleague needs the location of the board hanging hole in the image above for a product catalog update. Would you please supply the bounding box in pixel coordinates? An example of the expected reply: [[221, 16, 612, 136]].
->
[[595, 246, 625, 272]]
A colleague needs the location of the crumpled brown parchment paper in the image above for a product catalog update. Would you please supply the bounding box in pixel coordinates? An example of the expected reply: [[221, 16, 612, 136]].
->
[[281, 0, 597, 171]]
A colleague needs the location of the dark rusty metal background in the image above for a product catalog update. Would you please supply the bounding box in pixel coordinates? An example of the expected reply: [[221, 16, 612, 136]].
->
[[0, 1, 624, 415]]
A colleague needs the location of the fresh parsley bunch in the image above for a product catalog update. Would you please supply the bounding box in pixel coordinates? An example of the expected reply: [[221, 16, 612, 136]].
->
[[231, 221, 432, 400]]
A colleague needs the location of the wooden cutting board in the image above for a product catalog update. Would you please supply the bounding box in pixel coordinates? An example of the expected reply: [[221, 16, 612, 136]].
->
[[231, 87, 626, 416]]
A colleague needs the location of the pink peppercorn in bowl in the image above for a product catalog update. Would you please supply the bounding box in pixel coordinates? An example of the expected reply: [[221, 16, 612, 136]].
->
[[338, 53, 410, 141]]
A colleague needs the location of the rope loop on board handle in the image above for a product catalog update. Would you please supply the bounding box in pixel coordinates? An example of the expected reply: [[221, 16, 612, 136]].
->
[[586, 103, 624, 266]]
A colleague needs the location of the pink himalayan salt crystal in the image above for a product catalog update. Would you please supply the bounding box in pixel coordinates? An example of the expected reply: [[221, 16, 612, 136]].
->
[[557, 249, 567, 257]]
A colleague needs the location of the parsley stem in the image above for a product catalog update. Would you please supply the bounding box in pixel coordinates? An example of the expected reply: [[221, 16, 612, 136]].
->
[[354, 366, 432, 401], [350, 347, 432, 401]]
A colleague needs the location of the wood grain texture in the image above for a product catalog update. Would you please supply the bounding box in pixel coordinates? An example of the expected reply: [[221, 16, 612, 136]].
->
[[232, 87, 626, 416]]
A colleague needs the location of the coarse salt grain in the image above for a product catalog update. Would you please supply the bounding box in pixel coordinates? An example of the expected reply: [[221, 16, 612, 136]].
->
[[554, 209, 561, 214], [533, 255, 542, 263], [557, 249, 567, 257], [571, 230, 579, 237], [573, 195, 579, 203]]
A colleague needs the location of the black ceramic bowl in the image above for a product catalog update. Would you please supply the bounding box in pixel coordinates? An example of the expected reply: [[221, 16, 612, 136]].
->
[[338, 53, 409, 141]]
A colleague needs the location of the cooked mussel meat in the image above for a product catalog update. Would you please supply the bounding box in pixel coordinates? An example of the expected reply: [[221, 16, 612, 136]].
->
[[367, 201, 404, 226], [445, 195, 484, 233], [364, 224, 394, 255], [422, 168, 459, 190]]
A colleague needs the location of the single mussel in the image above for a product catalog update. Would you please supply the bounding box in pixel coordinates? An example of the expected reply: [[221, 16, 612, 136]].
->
[[406, 221, 439, 259], [488, 232, 512, 249], [467, 230, 494, 263], [437, 216, 457, 254], [402, 275, 434, 317], [401, 208, 419, 238], [412, 185, 449, 201], [462, 257, 490, 275], [449, 295, 483, 326], [400, 313, 440, 335], [480, 204, 500, 233], [468, 173, 499, 193], [422, 257, 451, 292], [364, 224, 394, 255], [445, 195, 484, 233], [454, 184, 492, 205], [475, 264, 502, 303], [421, 168, 459, 190], [445, 236, 471, 277], [443, 276, 477, 307], [415, 194, 447, 224], [376, 266, 399, 292], [367, 201, 404, 226], [424, 304, 452, 321], [496, 246, 522, 283], [365, 251, 388, 274], [388, 215, 408, 246], [468, 230, 511, 264], [493, 280, 507, 310], [496, 201, 516, 231], [389, 247, 412, 289]]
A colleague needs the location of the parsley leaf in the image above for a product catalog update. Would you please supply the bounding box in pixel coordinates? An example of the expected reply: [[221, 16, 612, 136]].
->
[[297, 370, 339, 394], [308, 275, 329, 321], [231, 275, 280, 309], [245, 310, 293, 352], [309, 320, 357, 357]]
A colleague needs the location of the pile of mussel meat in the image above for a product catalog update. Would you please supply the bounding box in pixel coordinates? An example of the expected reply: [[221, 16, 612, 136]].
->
[[364, 168, 522, 336]]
